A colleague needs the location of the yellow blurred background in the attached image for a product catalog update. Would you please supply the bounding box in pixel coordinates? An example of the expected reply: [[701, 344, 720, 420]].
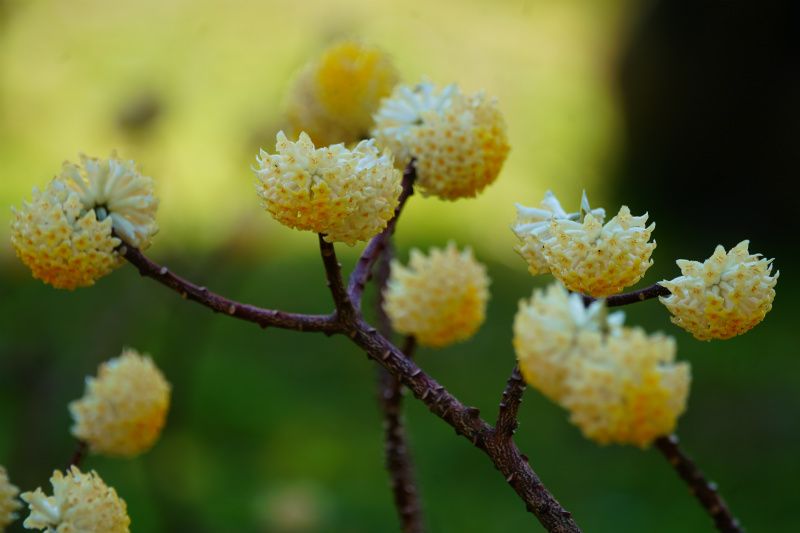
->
[[1, 0, 631, 262]]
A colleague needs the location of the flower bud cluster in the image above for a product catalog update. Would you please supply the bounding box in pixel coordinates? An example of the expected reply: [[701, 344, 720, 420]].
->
[[660, 240, 778, 340], [372, 81, 509, 200], [21, 467, 130, 532], [286, 40, 399, 146], [514, 283, 690, 447], [384, 243, 490, 347], [70, 349, 171, 458], [512, 191, 655, 297], [0, 466, 20, 531], [255, 132, 401, 245], [10, 155, 158, 289]]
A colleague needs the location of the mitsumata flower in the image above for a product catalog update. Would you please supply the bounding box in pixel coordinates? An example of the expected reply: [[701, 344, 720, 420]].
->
[[70, 349, 171, 458], [513, 283, 621, 403], [21, 467, 129, 533], [512, 191, 605, 275], [286, 40, 400, 146], [0, 466, 20, 531], [255, 132, 402, 245], [514, 283, 690, 447], [10, 154, 158, 289], [384, 242, 490, 347], [659, 240, 778, 340], [513, 191, 655, 297], [372, 81, 509, 200]]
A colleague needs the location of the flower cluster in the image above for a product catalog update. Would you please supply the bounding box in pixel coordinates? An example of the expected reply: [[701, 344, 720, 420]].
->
[[10, 155, 158, 290], [372, 81, 509, 200], [255, 132, 402, 245], [70, 349, 171, 458], [512, 191, 655, 297], [384, 243, 490, 347], [0, 466, 20, 531], [21, 467, 130, 532], [660, 241, 778, 340], [514, 283, 690, 447], [285, 40, 399, 146]]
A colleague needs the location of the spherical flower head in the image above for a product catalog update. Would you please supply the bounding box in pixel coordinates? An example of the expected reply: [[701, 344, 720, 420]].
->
[[21, 466, 129, 532], [533, 192, 655, 297], [384, 242, 490, 347], [563, 328, 690, 448], [69, 349, 171, 458], [512, 190, 604, 275], [254, 132, 402, 245], [659, 240, 778, 340], [285, 40, 400, 146], [372, 81, 510, 200], [0, 466, 21, 531], [513, 283, 622, 402], [10, 154, 159, 290]]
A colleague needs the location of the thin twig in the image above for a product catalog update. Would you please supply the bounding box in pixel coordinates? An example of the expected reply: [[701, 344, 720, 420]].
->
[[378, 336, 424, 533], [318, 234, 356, 324], [374, 239, 425, 532], [495, 364, 526, 439], [121, 245, 339, 334], [67, 441, 88, 470], [654, 435, 743, 533], [348, 160, 416, 309], [583, 283, 671, 308]]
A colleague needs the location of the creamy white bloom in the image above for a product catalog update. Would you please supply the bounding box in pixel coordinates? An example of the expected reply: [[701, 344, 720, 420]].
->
[[60, 154, 159, 248], [513, 283, 623, 402], [254, 132, 401, 245], [0, 466, 21, 531], [660, 240, 778, 340], [513, 191, 655, 297], [372, 81, 509, 199], [512, 191, 605, 275], [21, 467, 129, 532]]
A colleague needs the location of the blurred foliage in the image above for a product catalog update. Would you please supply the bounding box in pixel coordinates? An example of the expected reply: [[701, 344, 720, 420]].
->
[[2, 0, 799, 531], [1, 250, 799, 532]]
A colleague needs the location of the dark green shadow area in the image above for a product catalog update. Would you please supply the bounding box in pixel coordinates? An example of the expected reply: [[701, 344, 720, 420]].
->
[[1, 245, 797, 532]]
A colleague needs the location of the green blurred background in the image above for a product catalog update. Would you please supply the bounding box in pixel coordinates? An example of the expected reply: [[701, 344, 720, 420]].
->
[[1, 0, 798, 531]]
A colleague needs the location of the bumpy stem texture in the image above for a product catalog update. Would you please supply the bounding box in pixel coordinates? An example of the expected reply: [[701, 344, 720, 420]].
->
[[348, 160, 416, 309], [495, 364, 526, 439], [122, 245, 338, 334], [655, 435, 743, 533], [583, 283, 671, 308], [374, 237, 425, 532]]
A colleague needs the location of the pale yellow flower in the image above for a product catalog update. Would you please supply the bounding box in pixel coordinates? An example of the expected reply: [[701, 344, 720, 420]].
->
[[514, 191, 655, 297], [384, 242, 490, 347], [285, 40, 399, 146], [254, 132, 402, 245], [0, 466, 21, 531], [372, 81, 509, 200], [514, 283, 690, 447], [563, 328, 690, 447], [10, 154, 158, 290], [659, 240, 778, 340], [512, 190, 605, 275], [513, 283, 621, 403], [70, 349, 171, 458], [21, 467, 129, 532]]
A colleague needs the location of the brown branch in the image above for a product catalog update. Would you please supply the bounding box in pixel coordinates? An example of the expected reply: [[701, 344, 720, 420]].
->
[[318, 234, 357, 324], [349, 322, 581, 533], [583, 283, 671, 308], [348, 160, 416, 309], [67, 440, 88, 470], [378, 336, 424, 533], [654, 435, 743, 533], [495, 364, 526, 439], [121, 245, 339, 334]]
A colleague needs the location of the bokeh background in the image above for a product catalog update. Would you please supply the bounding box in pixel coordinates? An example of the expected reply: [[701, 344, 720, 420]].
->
[[1, 0, 798, 531]]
